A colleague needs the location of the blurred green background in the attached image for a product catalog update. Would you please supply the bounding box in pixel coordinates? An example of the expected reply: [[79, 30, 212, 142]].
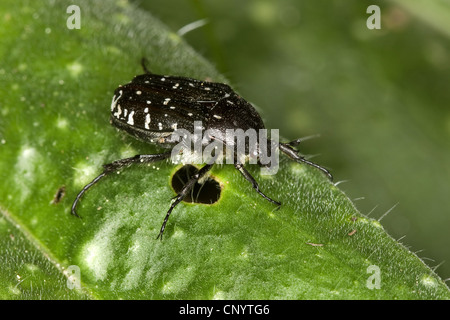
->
[[137, 0, 450, 281]]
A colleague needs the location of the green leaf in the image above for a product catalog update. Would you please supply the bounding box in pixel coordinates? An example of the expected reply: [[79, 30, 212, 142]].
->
[[0, 0, 449, 299], [392, 0, 450, 38]]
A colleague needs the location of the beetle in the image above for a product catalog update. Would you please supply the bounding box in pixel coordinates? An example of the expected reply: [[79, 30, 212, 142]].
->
[[71, 59, 332, 240]]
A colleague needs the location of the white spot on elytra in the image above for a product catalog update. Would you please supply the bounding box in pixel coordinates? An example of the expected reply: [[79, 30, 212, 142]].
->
[[158, 122, 163, 130], [169, 106, 176, 110], [163, 98, 170, 105], [146, 100, 151, 104], [145, 114, 151, 129], [136, 90, 142, 95], [213, 114, 222, 119], [161, 77, 166, 81], [110, 90, 123, 111], [144, 107, 148, 113], [188, 113, 193, 117], [113, 105, 122, 118], [127, 110, 135, 125], [110, 96, 116, 111]]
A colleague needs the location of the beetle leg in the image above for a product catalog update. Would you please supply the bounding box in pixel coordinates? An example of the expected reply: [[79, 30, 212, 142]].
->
[[71, 151, 172, 218], [279, 143, 333, 181], [157, 163, 214, 240], [234, 163, 281, 206], [285, 134, 321, 147]]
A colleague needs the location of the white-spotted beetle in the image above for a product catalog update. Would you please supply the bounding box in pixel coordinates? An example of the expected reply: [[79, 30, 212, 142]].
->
[[72, 59, 332, 240]]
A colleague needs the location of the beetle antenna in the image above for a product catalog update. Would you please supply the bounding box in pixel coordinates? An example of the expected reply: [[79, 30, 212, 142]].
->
[[140, 57, 152, 74]]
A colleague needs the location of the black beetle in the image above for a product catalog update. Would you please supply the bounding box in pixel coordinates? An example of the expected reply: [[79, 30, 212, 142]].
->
[[72, 59, 332, 240]]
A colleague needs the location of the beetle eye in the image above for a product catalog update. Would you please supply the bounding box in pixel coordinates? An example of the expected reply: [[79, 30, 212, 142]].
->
[[171, 165, 221, 204]]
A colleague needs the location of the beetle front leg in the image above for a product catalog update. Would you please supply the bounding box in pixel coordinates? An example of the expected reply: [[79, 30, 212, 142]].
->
[[279, 143, 333, 181]]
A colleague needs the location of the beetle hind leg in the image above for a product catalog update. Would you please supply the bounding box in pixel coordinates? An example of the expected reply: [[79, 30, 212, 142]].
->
[[157, 163, 214, 240], [234, 163, 281, 206]]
